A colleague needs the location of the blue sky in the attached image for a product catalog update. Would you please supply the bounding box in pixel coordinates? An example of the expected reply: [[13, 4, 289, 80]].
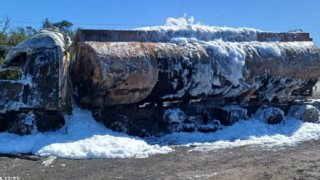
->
[[1, 0, 320, 46]]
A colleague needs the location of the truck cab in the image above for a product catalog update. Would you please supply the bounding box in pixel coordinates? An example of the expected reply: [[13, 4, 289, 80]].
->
[[0, 28, 71, 134]]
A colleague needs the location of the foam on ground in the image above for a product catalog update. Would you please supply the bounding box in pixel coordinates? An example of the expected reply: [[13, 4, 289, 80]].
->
[[0, 107, 172, 159]]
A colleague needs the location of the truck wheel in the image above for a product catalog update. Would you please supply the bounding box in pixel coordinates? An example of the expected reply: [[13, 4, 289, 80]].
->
[[163, 109, 186, 123], [302, 107, 319, 122], [255, 106, 284, 124], [265, 110, 284, 124], [7, 111, 65, 135], [7, 112, 37, 136], [197, 119, 221, 133], [288, 105, 319, 122], [34, 111, 65, 132], [107, 116, 130, 134], [164, 123, 183, 133]]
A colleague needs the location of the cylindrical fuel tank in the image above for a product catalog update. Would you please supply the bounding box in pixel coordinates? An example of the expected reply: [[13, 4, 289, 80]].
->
[[70, 30, 320, 107]]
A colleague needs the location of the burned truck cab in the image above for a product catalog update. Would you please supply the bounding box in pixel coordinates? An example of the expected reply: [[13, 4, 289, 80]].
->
[[0, 28, 71, 134]]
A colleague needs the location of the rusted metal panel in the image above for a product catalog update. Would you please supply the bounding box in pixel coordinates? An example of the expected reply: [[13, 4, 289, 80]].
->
[[75, 29, 168, 43], [243, 42, 320, 100], [141, 43, 213, 102], [244, 43, 319, 80], [71, 30, 320, 107], [71, 42, 158, 107], [76, 29, 313, 43]]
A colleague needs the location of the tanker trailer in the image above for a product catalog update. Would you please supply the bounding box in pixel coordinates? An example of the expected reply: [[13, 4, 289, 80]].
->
[[0, 27, 319, 136], [70, 29, 320, 135], [0, 28, 72, 135]]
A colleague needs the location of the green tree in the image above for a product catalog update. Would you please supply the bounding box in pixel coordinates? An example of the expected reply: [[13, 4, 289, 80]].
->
[[8, 27, 28, 46], [0, 14, 11, 65], [42, 18, 76, 39], [26, 26, 37, 37], [0, 33, 8, 65], [0, 16, 76, 66], [0, 26, 36, 65]]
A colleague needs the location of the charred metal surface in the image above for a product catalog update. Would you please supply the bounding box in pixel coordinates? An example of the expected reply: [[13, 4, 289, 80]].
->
[[142, 43, 212, 103], [32, 111, 65, 132], [92, 101, 245, 136], [2, 28, 317, 135], [0, 29, 71, 134], [0, 28, 72, 113], [0, 81, 24, 112], [23, 47, 60, 109], [292, 79, 318, 96], [147, 41, 318, 102], [71, 30, 320, 108], [76, 29, 313, 43], [75, 30, 167, 43], [0, 110, 65, 134], [212, 107, 247, 126], [257, 32, 312, 42], [244, 43, 319, 80], [71, 42, 158, 107], [244, 42, 320, 100], [0, 46, 71, 112]]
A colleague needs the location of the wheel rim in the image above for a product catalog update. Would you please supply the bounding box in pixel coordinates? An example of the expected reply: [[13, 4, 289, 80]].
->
[[109, 120, 129, 133], [302, 108, 319, 122]]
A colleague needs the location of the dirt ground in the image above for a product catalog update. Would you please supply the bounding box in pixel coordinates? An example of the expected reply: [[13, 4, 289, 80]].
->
[[1, 140, 320, 180], [1, 82, 320, 180]]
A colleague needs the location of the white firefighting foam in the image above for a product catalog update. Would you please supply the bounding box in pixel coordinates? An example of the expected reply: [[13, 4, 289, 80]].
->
[[135, 15, 316, 100], [1, 104, 320, 158], [0, 107, 172, 159]]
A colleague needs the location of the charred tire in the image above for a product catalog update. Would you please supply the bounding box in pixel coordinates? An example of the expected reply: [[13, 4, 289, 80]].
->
[[7, 112, 37, 136], [138, 129, 152, 138], [8, 122, 34, 136], [198, 119, 221, 133], [107, 116, 130, 134], [163, 109, 186, 123], [181, 120, 198, 132], [164, 123, 183, 133], [302, 107, 319, 122], [256, 106, 284, 124], [7, 111, 65, 135], [34, 111, 65, 132], [266, 111, 284, 124]]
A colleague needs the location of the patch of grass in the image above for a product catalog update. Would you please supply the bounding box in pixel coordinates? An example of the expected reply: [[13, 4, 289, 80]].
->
[[0, 69, 22, 80], [0, 57, 4, 66]]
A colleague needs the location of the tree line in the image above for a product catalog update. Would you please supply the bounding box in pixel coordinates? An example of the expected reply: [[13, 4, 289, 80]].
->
[[0, 15, 77, 65]]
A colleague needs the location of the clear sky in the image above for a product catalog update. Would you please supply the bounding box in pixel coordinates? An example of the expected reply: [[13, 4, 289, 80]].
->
[[1, 0, 320, 46]]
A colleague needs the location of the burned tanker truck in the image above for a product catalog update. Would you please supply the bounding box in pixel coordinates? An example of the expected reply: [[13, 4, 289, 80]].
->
[[0, 27, 319, 136]]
